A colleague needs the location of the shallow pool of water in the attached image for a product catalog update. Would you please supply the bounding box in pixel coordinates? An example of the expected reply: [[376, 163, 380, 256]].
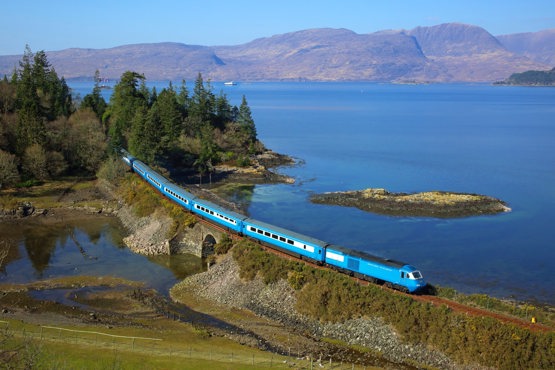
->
[[0, 215, 204, 294]]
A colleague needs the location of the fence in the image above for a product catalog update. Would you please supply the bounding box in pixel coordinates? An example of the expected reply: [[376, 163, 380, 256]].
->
[[0, 320, 371, 369]]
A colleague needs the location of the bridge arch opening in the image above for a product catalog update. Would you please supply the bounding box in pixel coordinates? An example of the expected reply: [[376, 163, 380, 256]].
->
[[202, 234, 217, 257]]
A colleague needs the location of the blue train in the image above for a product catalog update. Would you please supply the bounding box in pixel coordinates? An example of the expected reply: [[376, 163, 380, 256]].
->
[[121, 149, 427, 293]]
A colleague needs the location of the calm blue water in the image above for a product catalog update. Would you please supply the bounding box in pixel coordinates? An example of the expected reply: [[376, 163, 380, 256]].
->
[[0, 217, 203, 294], [70, 81, 555, 304]]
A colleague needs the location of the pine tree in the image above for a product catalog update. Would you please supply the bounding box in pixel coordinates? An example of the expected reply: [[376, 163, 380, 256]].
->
[[188, 73, 214, 126], [81, 70, 107, 120], [214, 92, 233, 129], [194, 124, 219, 185], [106, 71, 147, 152], [177, 79, 190, 115], [237, 95, 257, 143], [157, 87, 182, 151], [14, 46, 44, 154]]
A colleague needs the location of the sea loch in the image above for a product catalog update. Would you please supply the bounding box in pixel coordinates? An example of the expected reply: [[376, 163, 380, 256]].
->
[[71, 81, 555, 304]]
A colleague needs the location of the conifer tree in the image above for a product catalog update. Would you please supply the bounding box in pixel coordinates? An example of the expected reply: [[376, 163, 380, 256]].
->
[[157, 87, 182, 151], [106, 71, 147, 152], [81, 70, 107, 120], [188, 73, 214, 127], [237, 95, 257, 143]]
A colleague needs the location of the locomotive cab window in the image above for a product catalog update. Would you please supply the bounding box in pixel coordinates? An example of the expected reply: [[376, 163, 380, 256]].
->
[[411, 271, 423, 279]]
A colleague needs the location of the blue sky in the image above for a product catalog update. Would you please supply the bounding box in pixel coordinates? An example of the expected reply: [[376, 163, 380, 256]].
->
[[1, 0, 554, 55]]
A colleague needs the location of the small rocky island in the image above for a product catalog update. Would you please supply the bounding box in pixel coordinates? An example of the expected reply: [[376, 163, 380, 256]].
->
[[310, 188, 510, 218]]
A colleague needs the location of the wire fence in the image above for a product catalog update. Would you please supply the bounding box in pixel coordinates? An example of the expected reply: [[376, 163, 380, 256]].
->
[[1, 320, 370, 369]]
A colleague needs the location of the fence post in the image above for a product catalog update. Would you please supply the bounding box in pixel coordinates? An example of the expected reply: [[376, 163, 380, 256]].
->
[[40, 326, 43, 341]]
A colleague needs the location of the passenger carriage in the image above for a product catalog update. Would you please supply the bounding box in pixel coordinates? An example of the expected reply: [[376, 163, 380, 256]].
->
[[243, 218, 327, 264], [163, 182, 195, 211], [192, 199, 246, 234]]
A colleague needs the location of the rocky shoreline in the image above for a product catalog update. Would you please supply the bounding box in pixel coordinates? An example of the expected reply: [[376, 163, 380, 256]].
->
[[172, 254, 468, 369], [311, 188, 510, 218]]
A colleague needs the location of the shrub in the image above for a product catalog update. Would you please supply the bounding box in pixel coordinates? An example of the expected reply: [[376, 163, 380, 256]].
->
[[214, 234, 233, 255], [22, 144, 48, 180], [97, 156, 129, 182], [0, 149, 19, 189]]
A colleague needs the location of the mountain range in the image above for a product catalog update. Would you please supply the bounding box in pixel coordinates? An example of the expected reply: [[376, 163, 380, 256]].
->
[[1, 23, 554, 83]]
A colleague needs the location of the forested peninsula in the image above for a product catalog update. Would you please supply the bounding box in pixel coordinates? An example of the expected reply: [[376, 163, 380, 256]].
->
[[496, 66, 555, 86], [0, 46, 268, 191]]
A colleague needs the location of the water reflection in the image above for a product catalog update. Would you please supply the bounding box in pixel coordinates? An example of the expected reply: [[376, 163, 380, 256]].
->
[[0, 215, 204, 294], [212, 184, 256, 214]]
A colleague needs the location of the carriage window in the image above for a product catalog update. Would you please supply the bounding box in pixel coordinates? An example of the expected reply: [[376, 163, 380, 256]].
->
[[287, 240, 294, 245], [279, 236, 286, 242], [264, 231, 270, 237]]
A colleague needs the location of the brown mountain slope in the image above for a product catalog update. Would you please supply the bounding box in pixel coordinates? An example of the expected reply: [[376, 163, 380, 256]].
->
[[0, 23, 551, 82], [408, 23, 546, 81], [497, 29, 555, 66]]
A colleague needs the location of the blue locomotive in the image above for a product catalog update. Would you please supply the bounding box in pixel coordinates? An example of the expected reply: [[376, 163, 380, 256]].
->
[[120, 149, 426, 293]]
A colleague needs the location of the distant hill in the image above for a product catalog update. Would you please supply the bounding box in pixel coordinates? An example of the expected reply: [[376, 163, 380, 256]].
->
[[497, 29, 555, 66], [0, 23, 552, 83]]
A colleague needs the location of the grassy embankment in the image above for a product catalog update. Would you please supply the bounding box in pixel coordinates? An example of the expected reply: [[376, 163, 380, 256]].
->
[[226, 240, 555, 369]]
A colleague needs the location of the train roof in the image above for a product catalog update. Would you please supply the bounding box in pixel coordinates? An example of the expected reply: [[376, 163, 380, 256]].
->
[[194, 197, 248, 221], [244, 218, 329, 248], [326, 244, 407, 269]]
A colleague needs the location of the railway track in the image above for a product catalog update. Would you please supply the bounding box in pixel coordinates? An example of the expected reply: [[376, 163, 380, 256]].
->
[[411, 293, 553, 333]]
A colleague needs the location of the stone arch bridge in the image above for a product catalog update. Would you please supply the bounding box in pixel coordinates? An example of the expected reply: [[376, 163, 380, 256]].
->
[[172, 218, 230, 258]]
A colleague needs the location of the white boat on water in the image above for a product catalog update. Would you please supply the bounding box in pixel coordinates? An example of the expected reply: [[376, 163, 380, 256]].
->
[[224, 81, 237, 86]]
